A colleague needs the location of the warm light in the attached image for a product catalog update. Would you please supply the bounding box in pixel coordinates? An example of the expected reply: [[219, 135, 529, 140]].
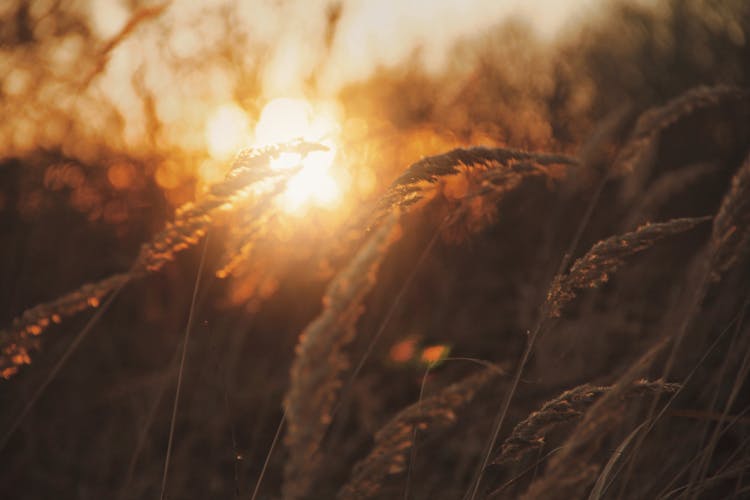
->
[[421, 345, 451, 365], [205, 104, 251, 160], [253, 97, 343, 213], [255, 98, 313, 146], [389, 337, 419, 363], [106, 162, 135, 190], [281, 149, 341, 212]]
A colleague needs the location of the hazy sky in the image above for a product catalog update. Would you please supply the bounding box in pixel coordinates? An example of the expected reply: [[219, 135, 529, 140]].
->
[[25, 0, 654, 158], [88, 0, 652, 97], [268, 0, 607, 93]]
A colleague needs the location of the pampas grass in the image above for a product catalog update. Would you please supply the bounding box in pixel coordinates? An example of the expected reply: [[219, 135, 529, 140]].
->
[[545, 216, 711, 319], [282, 215, 402, 500], [615, 85, 748, 182], [493, 380, 679, 466], [374, 147, 576, 222]]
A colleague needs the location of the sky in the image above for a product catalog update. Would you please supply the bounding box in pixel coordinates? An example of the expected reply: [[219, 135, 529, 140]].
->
[[2, 0, 661, 162], [88, 0, 638, 97]]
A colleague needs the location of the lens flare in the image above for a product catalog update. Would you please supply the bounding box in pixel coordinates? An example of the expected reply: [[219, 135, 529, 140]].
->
[[253, 98, 343, 213]]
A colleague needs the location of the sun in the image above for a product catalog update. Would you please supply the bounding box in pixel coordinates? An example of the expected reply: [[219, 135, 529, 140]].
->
[[254, 98, 343, 213], [205, 98, 344, 214]]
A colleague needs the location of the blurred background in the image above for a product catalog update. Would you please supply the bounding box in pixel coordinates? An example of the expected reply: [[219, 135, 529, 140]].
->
[[1, 0, 749, 498]]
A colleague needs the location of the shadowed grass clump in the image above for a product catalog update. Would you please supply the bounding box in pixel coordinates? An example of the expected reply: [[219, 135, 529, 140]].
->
[[493, 380, 679, 466]]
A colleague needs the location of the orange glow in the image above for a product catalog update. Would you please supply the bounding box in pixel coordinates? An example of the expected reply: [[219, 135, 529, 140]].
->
[[389, 338, 418, 363], [155, 160, 181, 190], [421, 344, 450, 365], [253, 98, 343, 213], [11, 351, 31, 366], [107, 162, 135, 190]]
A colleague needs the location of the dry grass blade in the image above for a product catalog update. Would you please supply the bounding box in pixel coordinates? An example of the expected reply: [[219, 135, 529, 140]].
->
[[708, 151, 750, 281], [337, 368, 498, 500], [546, 216, 711, 318], [0, 141, 323, 379], [493, 380, 678, 466], [587, 421, 646, 500], [373, 147, 576, 221], [282, 215, 402, 500]]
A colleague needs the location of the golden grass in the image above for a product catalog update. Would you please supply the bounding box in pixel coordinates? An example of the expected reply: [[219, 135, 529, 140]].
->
[[2, 82, 750, 499]]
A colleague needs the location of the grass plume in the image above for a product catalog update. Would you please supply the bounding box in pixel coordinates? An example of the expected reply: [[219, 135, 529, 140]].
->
[[282, 215, 402, 500], [493, 380, 679, 466], [337, 368, 498, 500], [546, 216, 711, 318], [614, 85, 749, 176], [708, 151, 750, 281], [374, 147, 576, 222], [0, 141, 324, 379]]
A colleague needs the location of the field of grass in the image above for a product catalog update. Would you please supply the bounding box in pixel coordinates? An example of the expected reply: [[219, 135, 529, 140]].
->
[[1, 1, 750, 498]]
